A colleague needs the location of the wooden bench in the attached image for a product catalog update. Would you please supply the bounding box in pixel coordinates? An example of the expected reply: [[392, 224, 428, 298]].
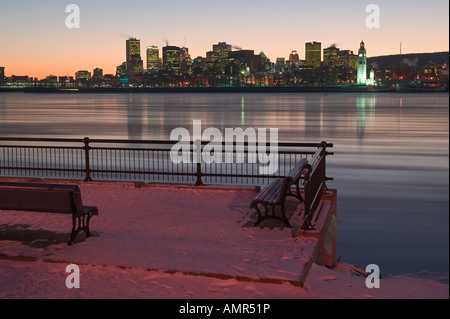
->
[[0, 182, 98, 245], [250, 158, 308, 228]]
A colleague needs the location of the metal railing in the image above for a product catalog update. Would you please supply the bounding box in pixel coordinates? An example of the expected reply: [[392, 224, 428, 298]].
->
[[0, 137, 333, 187]]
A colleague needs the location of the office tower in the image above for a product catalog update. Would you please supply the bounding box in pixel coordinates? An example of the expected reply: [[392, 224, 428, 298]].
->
[[212, 42, 232, 54], [75, 70, 91, 80], [357, 41, 367, 85], [126, 38, 143, 76], [116, 62, 127, 77], [93, 68, 103, 81], [147, 46, 161, 72], [193, 56, 206, 71], [276, 57, 286, 72], [337, 50, 358, 70], [180, 47, 192, 75], [212, 42, 232, 72], [59, 76, 74, 84], [0, 67, 5, 84], [305, 42, 321, 68], [323, 46, 339, 68], [289, 50, 300, 67], [163, 46, 182, 75], [227, 50, 262, 73]]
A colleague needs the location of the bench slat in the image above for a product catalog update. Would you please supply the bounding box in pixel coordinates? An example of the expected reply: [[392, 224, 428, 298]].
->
[[254, 178, 284, 203], [19, 190, 75, 214]]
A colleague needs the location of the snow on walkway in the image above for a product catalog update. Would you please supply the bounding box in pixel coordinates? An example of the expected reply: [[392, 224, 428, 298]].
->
[[0, 181, 448, 299], [0, 182, 316, 282]]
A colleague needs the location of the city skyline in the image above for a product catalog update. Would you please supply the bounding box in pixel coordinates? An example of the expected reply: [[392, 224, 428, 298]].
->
[[1, 36, 448, 82], [0, 0, 448, 79]]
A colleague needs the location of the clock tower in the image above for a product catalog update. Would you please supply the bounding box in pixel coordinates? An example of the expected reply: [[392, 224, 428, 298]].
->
[[357, 41, 367, 85]]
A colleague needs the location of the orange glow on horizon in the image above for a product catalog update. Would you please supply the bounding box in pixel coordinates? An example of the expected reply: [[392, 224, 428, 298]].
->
[[3, 44, 448, 81], [1, 2, 448, 80]]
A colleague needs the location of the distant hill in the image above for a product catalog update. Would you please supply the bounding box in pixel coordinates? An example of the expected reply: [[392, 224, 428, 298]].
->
[[367, 52, 449, 68]]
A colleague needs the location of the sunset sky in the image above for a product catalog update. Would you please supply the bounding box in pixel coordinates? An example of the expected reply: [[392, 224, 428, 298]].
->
[[0, 0, 448, 79]]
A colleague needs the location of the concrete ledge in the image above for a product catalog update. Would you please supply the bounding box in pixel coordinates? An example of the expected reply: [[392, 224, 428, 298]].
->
[[290, 189, 338, 286]]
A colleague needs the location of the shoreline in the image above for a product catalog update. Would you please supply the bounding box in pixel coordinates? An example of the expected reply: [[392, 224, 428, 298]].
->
[[0, 86, 448, 94]]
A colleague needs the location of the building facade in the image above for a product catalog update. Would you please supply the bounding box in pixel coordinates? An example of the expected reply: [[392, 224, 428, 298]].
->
[[180, 47, 192, 75], [93, 68, 103, 82], [126, 38, 143, 76], [337, 50, 358, 70], [147, 46, 161, 72], [289, 50, 300, 67], [323, 46, 339, 68], [163, 46, 182, 75], [75, 70, 91, 81], [305, 42, 322, 68]]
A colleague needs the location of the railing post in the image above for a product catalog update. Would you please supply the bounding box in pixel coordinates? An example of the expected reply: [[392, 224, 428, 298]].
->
[[320, 141, 328, 153], [83, 137, 92, 182], [193, 139, 204, 186], [320, 141, 334, 183], [195, 163, 204, 186]]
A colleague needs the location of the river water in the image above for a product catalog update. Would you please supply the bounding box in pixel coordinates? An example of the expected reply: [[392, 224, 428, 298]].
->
[[0, 92, 448, 276]]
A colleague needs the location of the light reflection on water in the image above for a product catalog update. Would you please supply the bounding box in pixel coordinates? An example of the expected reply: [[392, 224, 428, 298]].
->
[[0, 92, 448, 276]]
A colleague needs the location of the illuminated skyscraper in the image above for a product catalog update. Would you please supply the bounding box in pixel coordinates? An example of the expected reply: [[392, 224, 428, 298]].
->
[[75, 70, 91, 86], [180, 47, 193, 75], [213, 42, 232, 72], [116, 62, 127, 77], [289, 50, 300, 67], [126, 38, 143, 76], [213, 42, 231, 56], [147, 46, 161, 72], [357, 41, 367, 85], [93, 68, 103, 81], [305, 42, 321, 68], [337, 50, 358, 70], [276, 57, 286, 72], [227, 50, 261, 73], [323, 46, 339, 68], [163, 46, 182, 75]]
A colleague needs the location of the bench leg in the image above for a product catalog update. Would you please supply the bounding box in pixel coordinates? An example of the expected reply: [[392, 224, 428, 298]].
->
[[252, 203, 292, 228], [253, 203, 276, 226], [68, 214, 94, 245], [288, 181, 304, 203], [253, 204, 264, 226], [280, 204, 292, 228]]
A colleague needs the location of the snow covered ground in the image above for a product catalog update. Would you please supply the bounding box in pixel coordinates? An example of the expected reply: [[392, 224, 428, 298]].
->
[[0, 181, 448, 299]]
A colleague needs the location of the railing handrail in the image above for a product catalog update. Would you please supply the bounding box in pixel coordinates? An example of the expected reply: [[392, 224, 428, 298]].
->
[[0, 136, 333, 149]]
